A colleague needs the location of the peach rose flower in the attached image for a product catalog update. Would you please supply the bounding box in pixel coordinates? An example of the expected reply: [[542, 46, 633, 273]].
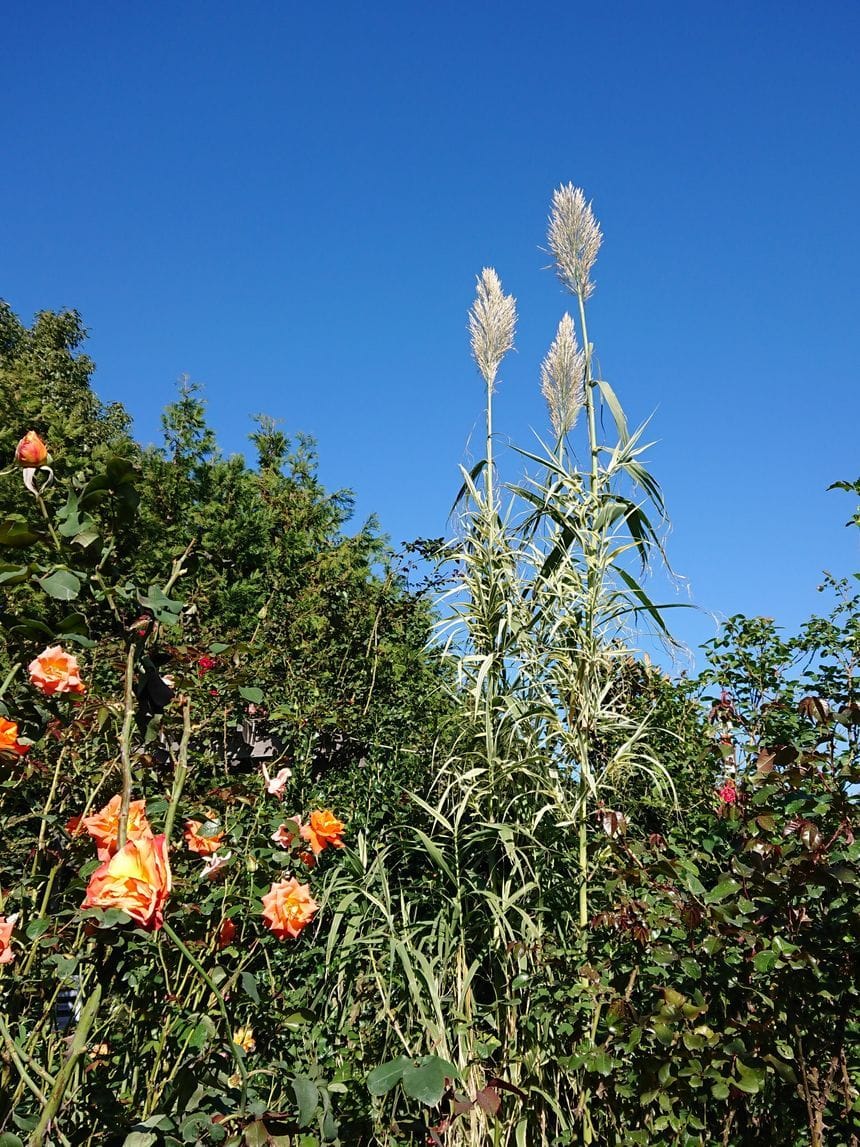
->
[[81, 795, 153, 861], [300, 809, 346, 857], [0, 915, 16, 965], [28, 646, 86, 696], [0, 717, 28, 757], [261, 877, 318, 939], [184, 818, 224, 856], [15, 431, 48, 467], [81, 834, 172, 931]]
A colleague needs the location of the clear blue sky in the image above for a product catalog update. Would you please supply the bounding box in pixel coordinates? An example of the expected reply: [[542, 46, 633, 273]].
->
[[3, 1, 858, 660]]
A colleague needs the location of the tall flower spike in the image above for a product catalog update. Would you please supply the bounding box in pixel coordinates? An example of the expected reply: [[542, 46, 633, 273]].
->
[[468, 268, 517, 393], [541, 313, 586, 438], [547, 184, 602, 299]]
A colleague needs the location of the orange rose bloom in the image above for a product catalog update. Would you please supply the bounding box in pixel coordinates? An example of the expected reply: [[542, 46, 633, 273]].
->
[[15, 431, 48, 467], [261, 877, 318, 939], [81, 795, 153, 861], [184, 818, 224, 856], [28, 646, 86, 696], [300, 809, 346, 857], [0, 717, 27, 757], [0, 916, 15, 965], [81, 833, 171, 931]]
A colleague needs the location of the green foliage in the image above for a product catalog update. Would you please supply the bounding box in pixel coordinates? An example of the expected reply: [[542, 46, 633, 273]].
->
[[0, 253, 857, 1147], [0, 303, 448, 1145]]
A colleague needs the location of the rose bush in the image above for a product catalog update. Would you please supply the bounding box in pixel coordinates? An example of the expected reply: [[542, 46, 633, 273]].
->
[[0, 335, 446, 1145]]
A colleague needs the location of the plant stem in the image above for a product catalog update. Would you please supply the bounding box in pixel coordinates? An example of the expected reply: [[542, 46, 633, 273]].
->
[[0, 1014, 50, 1104], [27, 982, 102, 1147], [163, 697, 192, 845], [577, 292, 598, 495], [34, 490, 63, 553], [162, 919, 248, 1100], [116, 644, 137, 851], [0, 661, 20, 698]]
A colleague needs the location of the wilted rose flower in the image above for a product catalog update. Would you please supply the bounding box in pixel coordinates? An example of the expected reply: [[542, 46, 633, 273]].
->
[[0, 717, 28, 757], [28, 646, 86, 696], [600, 810, 628, 839], [15, 431, 48, 467], [81, 795, 153, 861], [261, 876, 318, 939], [0, 915, 17, 964], [271, 817, 302, 849], [201, 851, 232, 880], [81, 834, 171, 931], [300, 809, 346, 856], [232, 1025, 255, 1053], [262, 763, 291, 798], [184, 818, 224, 856]]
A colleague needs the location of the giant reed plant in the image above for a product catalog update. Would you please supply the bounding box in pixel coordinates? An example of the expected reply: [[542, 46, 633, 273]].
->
[[324, 186, 680, 1145]]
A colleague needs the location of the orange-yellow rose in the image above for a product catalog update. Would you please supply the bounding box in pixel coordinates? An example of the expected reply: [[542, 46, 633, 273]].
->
[[184, 818, 224, 856], [81, 795, 153, 861], [0, 717, 27, 757], [28, 646, 86, 696], [0, 916, 16, 964], [81, 833, 171, 931], [261, 876, 318, 939], [300, 809, 346, 857], [15, 431, 48, 467]]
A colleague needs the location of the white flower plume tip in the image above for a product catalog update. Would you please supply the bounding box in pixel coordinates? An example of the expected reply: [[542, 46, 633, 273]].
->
[[541, 313, 586, 438], [468, 268, 517, 393], [547, 184, 602, 299]]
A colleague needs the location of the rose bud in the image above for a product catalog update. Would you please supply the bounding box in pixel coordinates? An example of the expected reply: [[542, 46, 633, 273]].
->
[[15, 431, 48, 467]]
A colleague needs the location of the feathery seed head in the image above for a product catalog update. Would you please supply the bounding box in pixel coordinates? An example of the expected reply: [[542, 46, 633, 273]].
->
[[469, 268, 517, 392], [548, 184, 602, 299], [541, 313, 585, 438]]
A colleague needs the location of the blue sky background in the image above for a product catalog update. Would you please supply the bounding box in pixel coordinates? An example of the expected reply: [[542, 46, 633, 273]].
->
[[3, 1, 858, 663]]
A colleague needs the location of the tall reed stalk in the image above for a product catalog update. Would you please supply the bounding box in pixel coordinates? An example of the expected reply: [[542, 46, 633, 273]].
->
[[326, 186, 678, 1145]]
